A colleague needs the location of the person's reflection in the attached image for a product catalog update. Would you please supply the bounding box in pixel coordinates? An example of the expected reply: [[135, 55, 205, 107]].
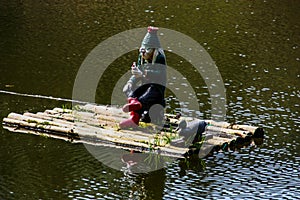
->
[[121, 151, 172, 174], [122, 154, 207, 198], [126, 168, 166, 199], [120, 150, 166, 198]]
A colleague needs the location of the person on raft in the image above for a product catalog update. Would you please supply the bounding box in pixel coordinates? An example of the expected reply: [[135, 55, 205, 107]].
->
[[120, 26, 167, 129]]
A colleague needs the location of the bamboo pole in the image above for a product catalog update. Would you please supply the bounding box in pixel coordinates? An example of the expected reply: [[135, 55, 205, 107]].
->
[[6, 113, 73, 129], [3, 117, 77, 138], [23, 112, 75, 126], [231, 124, 260, 134], [205, 120, 231, 128], [79, 104, 128, 118], [206, 126, 249, 137]]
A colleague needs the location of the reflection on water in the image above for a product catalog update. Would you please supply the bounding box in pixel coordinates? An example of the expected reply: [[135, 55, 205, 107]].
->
[[0, 0, 299, 199]]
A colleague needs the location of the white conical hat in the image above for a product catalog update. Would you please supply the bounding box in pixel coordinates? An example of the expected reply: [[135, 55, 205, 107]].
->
[[141, 26, 161, 49]]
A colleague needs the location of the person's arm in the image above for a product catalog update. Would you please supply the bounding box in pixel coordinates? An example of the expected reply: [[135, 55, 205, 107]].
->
[[130, 55, 143, 84], [123, 57, 142, 96]]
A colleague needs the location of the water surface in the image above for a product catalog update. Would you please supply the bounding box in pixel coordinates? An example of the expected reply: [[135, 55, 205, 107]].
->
[[0, 0, 299, 199]]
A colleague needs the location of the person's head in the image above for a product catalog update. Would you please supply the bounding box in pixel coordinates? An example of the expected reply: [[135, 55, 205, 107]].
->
[[140, 26, 161, 60], [139, 47, 154, 60]]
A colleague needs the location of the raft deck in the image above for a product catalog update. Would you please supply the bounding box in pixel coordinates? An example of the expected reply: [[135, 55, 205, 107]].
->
[[2, 104, 264, 158]]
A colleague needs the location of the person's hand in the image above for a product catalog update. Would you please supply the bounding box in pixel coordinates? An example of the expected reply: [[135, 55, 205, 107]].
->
[[123, 82, 132, 94], [131, 66, 143, 78], [144, 69, 149, 77]]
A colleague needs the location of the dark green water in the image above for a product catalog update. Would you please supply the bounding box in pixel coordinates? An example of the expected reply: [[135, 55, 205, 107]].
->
[[0, 0, 299, 199]]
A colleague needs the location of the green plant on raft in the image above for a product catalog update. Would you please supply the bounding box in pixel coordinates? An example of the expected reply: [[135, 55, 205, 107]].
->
[[72, 105, 81, 111], [26, 120, 52, 128], [61, 104, 72, 113], [40, 121, 51, 126], [40, 133, 49, 138], [114, 123, 120, 131], [145, 133, 173, 150], [168, 109, 178, 116], [27, 119, 38, 124], [138, 122, 149, 128], [148, 141, 154, 151], [162, 134, 171, 145], [152, 134, 160, 146]]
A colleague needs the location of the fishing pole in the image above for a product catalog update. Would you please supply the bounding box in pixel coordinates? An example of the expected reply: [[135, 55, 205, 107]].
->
[[0, 90, 89, 105]]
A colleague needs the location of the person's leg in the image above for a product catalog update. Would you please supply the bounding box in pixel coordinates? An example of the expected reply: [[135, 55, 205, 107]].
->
[[128, 84, 150, 98], [119, 111, 141, 129], [119, 85, 150, 128], [122, 84, 150, 113], [138, 85, 165, 125], [122, 97, 142, 112]]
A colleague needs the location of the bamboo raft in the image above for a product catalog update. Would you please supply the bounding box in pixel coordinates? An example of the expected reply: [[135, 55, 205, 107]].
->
[[2, 104, 264, 158]]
